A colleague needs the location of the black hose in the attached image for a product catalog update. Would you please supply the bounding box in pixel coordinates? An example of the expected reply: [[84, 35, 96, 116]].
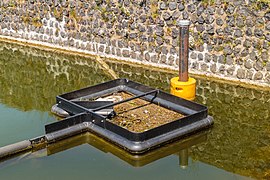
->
[[45, 123, 88, 142]]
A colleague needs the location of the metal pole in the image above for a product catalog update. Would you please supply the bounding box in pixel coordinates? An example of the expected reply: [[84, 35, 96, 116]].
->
[[178, 20, 190, 82], [92, 89, 159, 111]]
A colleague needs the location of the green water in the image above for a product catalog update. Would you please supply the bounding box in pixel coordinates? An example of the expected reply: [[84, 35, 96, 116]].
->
[[0, 41, 269, 179]]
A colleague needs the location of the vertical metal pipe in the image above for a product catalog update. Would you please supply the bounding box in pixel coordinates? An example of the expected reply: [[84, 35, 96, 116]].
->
[[178, 20, 190, 82]]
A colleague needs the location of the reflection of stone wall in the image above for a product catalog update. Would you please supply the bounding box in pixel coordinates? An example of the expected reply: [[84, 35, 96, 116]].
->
[[0, 0, 270, 85], [0, 42, 111, 111], [192, 79, 270, 179], [107, 61, 270, 179]]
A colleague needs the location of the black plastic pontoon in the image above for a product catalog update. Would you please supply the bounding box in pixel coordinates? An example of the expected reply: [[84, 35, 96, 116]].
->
[[45, 78, 213, 153]]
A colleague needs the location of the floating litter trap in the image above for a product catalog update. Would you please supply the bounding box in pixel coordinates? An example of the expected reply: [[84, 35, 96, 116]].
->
[[0, 78, 213, 159], [46, 78, 213, 154]]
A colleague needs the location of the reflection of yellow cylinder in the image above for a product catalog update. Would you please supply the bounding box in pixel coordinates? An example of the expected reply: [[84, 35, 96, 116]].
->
[[170, 77, 196, 101]]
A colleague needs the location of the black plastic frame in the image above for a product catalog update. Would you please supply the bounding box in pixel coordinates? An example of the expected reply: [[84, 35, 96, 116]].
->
[[45, 79, 213, 153], [46, 130, 208, 167]]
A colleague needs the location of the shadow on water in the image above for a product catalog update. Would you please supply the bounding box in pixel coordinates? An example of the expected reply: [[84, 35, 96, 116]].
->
[[0, 41, 269, 179]]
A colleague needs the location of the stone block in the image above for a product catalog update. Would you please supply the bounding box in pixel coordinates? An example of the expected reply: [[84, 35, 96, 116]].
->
[[178, 3, 185, 11], [169, 2, 177, 11], [237, 68, 246, 79], [246, 69, 254, 80], [227, 67, 235, 75], [145, 52, 150, 61], [265, 73, 270, 83], [254, 72, 263, 80], [254, 61, 264, 71], [201, 63, 209, 71], [122, 49, 130, 58]]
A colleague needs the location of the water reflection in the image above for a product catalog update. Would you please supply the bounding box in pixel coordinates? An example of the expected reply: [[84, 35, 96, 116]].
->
[[0, 40, 269, 179], [0, 131, 208, 170], [105, 60, 270, 179], [0, 41, 112, 112], [49, 131, 209, 168]]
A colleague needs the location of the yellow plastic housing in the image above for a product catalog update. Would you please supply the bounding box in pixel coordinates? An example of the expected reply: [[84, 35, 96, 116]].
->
[[170, 77, 196, 101]]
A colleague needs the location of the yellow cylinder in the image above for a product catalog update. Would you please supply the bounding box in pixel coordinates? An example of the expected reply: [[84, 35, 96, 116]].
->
[[170, 77, 196, 101]]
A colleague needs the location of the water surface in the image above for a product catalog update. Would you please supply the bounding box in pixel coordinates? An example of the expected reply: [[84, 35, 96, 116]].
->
[[0, 41, 269, 179]]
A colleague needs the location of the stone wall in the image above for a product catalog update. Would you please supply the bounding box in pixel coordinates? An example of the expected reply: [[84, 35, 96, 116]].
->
[[0, 0, 270, 86]]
